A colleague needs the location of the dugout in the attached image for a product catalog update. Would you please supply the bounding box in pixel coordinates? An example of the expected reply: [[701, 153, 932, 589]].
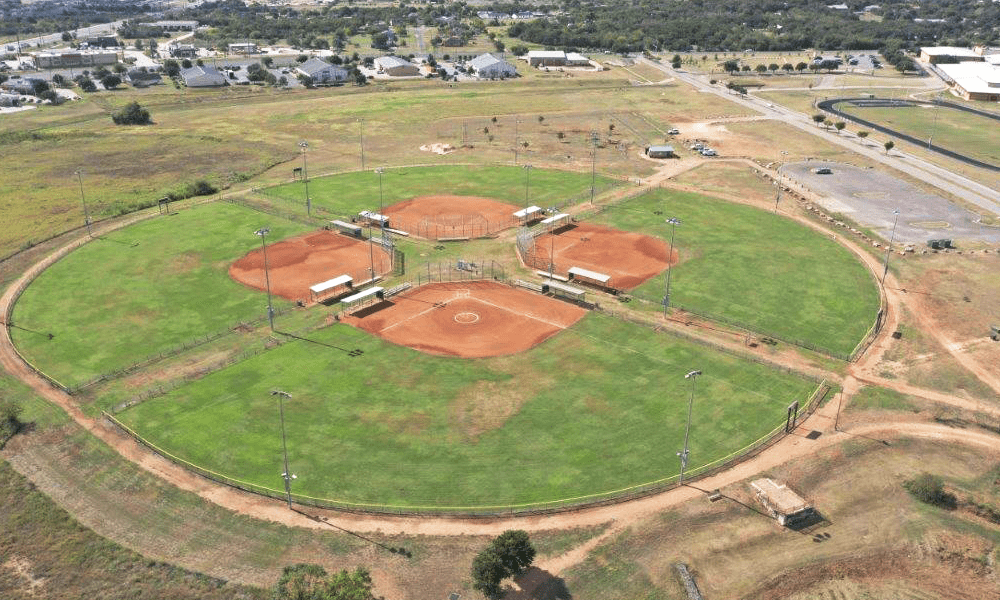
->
[[568, 266, 614, 292], [751, 478, 815, 526], [309, 274, 353, 303]]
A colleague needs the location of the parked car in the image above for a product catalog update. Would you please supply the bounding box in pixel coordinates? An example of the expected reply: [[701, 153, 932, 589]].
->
[[813, 167, 833, 174], [700, 148, 717, 156], [691, 143, 704, 150], [668, 128, 679, 135]]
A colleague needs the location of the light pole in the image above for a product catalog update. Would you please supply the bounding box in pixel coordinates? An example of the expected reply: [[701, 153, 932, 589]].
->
[[74, 169, 92, 237], [881, 209, 900, 286], [773, 150, 788, 214], [677, 369, 702, 485], [375, 167, 385, 213], [927, 93, 941, 149], [590, 131, 598, 205], [522, 164, 532, 210], [359, 118, 365, 171], [513, 117, 519, 164], [663, 217, 680, 316], [255, 228, 275, 331], [298, 141, 310, 218], [271, 390, 296, 510]]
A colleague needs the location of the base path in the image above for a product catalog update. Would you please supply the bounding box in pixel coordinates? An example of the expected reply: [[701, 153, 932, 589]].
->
[[382, 195, 520, 239], [229, 230, 391, 303], [343, 281, 587, 357], [526, 222, 672, 290]]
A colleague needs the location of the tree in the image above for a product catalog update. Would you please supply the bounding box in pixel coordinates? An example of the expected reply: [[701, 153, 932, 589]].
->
[[857, 130, 869, 140], [181, 58, 193, 69], [61, 31, 72, 42], [557, 131, 565, 140], [781, 63, 793, 72], [723, 59, 739, 73], [483, 126, 489, 135], [272, 564, 382, 600], [884, 140, 894, 154], [77, 78, 97, 92], [795, 62, 807, 72], [470, 530, 536, 599], [0, 397, 23, 443], [262, 56, 274, 67], [31, 79, 50, 95], [768, 63, 779, 72], [904, 473, 957, 509], [491, 116, 498, 123], [823, 118, 833, 129], [895, 58, 916, 74], [51, 73, 65, 86], [671, 54, 681, 68], [298, 74, 314, 88], [812, 114, 826, 126], [111, 101, 151, 125], [834, 121, 846, 133], [537, 115, 544, 124], [471, 549, 506, 599], [163, 59, 180, 77], [754, 64, 767, 73], [113, 63, 127, 74], [608, 123, 615, 132], [101, 74, 122, 89]]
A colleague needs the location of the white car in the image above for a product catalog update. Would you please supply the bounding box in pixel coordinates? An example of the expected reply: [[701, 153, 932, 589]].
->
[[700, 149, 717, 157], [668, 128, 679, 135]]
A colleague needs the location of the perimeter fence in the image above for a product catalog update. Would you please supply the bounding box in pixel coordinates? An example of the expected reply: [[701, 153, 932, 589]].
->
[[102, 378, 829, 516]]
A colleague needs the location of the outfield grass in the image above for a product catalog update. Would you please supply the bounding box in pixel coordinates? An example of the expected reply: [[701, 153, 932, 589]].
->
[[118, 312, 817, 509], [262, 164, 619, 218], [838, 104, 1000, 167], [593, 188, 880, 357], [10, 202, 309, 388]]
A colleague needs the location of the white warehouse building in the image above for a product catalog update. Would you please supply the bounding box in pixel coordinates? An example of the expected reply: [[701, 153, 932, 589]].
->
[[467, 53, 517, 78]]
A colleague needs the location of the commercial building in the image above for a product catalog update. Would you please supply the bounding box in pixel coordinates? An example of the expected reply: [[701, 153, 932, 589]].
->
[[140, 20, 198, 32], [374, 55, 420, 76], [526, 50, 566, 66], [937, 62, 1000, 101], [919, 46, 984, 64], [467, 53, 517, 78], [33, 49, 118, 68], [296, 57, 348, 84], [228, 42, 258, 55]]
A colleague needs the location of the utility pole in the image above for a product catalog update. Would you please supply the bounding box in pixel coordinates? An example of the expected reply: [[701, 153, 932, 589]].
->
[[376, 167, 385, 213], [881, 209, 900, 286], [74, 169, 92, 237], [663, 217, 680, 316], [522, 164, 532, 210], [677, 369, 702, 485], [299, 141, 310, 218], [271, 390, 295, 510], [773, 150, 788, 214], [255, 228, 275, 330]]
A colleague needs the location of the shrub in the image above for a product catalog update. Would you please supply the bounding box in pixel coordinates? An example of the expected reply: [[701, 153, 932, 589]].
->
[[471, 530, 535, 599], [904, 473, 957, 509], [111, 101, 151, 125], [0, 398, 23, 445]]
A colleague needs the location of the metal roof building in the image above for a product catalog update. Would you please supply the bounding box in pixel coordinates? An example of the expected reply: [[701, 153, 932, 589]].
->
[[296, 57, 348, 83], [180, 65, 228, 87], [467, 53, 517, 78], [375, 55, 420, 76]]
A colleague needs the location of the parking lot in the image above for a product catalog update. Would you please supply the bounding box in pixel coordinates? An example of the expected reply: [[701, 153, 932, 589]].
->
[[784, 161, 1000, 244]]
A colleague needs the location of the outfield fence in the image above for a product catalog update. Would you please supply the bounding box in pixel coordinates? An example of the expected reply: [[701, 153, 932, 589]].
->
[[102, 379, 829, 515]]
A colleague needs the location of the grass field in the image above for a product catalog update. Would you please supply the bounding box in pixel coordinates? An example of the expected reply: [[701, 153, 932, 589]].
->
[[263, 164, 619, 218], [117, 312, 818, 509], [10, 202, 309, 388], [592, 188, 880, 356], [838, 103, 1000, 167]]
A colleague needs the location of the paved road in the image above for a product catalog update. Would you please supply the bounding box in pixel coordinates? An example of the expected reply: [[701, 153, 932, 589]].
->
[[639, 57, 1000, 219], [11, 20, 123, 49]]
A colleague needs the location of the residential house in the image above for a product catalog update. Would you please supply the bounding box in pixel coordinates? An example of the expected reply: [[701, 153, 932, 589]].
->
[[180, 65, 227, 87]]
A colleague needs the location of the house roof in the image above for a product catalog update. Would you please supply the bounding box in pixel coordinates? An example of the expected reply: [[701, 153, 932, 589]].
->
[[527, 50, 565, 59], [565, 52, 589, 62], [180, 65, 227, 86], [297, 57, 345, 77], [375, 55, 414, 69], [647, 145, 675, 153], [468, 53, 513, 71]]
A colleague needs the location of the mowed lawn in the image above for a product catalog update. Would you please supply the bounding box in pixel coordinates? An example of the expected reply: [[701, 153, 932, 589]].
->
[[118, 313, 817, 509], [263, 165, 619, 218], [594, 189, 879, 357], [11, 203, 309, 387], [840, 104, 1000, 166]]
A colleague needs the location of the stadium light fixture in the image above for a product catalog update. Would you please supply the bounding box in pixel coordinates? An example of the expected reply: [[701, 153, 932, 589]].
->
[[255, 227, 275, 331], [271, 389, 295, 510], [677, 369, 702, 485], [881, 209, 900, 286], [663, 217, 680, 316], [299, 141, 311, 218], [74, 169, 92, 237]]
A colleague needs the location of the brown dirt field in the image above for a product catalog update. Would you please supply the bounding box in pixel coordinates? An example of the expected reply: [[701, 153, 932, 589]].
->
[[526, 222, 672, 290], [342, 281, 587, 358], [228, 230, 391, 303], [381, 195, 520, 239]]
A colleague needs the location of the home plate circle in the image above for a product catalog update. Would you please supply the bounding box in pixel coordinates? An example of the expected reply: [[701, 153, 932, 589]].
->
[[454, 312, 480, 324]]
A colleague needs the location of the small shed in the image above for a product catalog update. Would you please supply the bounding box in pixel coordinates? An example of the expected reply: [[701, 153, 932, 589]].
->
[[750, 478, 815, 526], [646, 145, 676, 158]]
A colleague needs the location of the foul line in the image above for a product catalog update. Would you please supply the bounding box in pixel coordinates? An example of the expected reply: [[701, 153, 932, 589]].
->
[[471, 296, 571, 330], [377, 291, 571, 333], [376, 289, 471, 333]]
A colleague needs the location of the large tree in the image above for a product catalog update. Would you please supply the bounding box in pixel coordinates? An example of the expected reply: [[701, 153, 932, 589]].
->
[[272, 564, 381, 600], [111, 101, 151, 125], [470, 530, 536, 599]]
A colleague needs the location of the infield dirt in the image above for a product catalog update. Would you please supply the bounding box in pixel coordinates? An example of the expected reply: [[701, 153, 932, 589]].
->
[[382, 194, 520, 239], [343, 281, 587, 358], [229, 230, 392, 303], [526, 222, 673, 290]]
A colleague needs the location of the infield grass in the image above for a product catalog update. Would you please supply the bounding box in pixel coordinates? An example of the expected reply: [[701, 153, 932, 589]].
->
[[10, 202, 309, 388], [118, 312, 817, 509], [262, 164, 619, 219], [593, 188, 880, 357]]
